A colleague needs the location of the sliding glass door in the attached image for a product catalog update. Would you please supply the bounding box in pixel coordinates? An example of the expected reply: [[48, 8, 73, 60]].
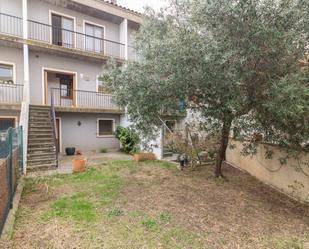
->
[[51, 13, 74, 48], [85, 23, 104, 53]]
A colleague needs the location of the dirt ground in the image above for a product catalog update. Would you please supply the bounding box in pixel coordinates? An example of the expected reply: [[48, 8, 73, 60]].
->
[[1, 160, 309, 249]]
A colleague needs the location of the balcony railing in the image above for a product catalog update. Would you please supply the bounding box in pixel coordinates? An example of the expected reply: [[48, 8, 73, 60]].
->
[[0, 12, 126, 59], [50, 88, 120, 110], [0, 83, 23, 104]]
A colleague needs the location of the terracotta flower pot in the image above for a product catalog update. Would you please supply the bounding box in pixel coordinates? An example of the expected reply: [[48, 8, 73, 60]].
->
[[72, 158, 86, 173], [133, 152, 156, 162]]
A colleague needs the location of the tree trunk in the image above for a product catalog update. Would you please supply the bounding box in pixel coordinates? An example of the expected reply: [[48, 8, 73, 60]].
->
[[215, 120, 232, 178]]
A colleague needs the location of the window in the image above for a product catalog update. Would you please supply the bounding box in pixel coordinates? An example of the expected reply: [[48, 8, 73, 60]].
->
[[85, 23, 104, 53], [96, 76, 110, 93], [165, 120, 176, 133], [97, 119, 114, 136], [57, 74, 73, 98], [51, 13, 74, 48], [0, 63, 14, 84], [0, 118, 16, 131]]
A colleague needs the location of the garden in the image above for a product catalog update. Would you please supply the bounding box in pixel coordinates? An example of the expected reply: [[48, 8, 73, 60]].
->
[[1, 158, 308, 249]]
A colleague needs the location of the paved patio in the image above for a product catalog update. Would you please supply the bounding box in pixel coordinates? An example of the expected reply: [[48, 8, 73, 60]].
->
[[27, 150, 132, 177]]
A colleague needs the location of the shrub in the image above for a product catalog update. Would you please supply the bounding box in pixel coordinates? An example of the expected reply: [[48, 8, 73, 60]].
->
[[100, 148, 107, 153], [114, 126, 140, 154]]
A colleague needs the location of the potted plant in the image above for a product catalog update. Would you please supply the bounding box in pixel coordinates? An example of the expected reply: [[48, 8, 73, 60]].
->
[[133, 152, 156, 162], [72, 157, 87, 173], [65, 147, 76, 156]]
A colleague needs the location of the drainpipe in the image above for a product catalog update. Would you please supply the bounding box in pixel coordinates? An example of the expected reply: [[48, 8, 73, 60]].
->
[[20, 0, 30, 174], [124, 19, 128, 60], [120, 18, 128, 60]]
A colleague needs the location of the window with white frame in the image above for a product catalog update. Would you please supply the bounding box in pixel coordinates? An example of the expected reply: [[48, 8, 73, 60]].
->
[[97, 119, 115, 136], [51, 12, 74, 48], [85, 22, 104, 53], [0, 63, 14, 84], [96, 75, 110, 93]]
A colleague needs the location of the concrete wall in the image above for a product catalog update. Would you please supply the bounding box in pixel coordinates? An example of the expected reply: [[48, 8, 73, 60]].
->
[[56, 112, 120, 152], [29, 51, 106, 105], [227, 141, 309, 203], [0, 0, 22, 17]]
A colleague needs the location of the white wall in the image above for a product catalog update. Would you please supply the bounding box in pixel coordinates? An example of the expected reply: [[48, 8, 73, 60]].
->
[[227, 141, 309, 203], [56, 112, 120, 152]]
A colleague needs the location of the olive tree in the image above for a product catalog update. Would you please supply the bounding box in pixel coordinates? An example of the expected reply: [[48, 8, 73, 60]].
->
[[103, 0, 309, 177]]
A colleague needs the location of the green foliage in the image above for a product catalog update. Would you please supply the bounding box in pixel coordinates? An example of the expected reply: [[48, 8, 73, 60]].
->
[[275, 238, 304, 249], [45, 192, 96, 222], [107, 207, 124, 217], [100, 148, 107, 153], [103, 0, 309, 174], [142, 218, 159, 231], [114, 126, 140, 154], [159, 212, 171, 222]]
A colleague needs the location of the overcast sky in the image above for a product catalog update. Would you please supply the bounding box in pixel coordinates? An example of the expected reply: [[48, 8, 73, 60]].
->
[[117, 0, 168, 13]]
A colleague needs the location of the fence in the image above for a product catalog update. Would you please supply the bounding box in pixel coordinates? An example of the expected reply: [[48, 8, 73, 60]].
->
[[0, 83, 23, 104], [0, 127, 23, 236], [50, 88, 120, 110]]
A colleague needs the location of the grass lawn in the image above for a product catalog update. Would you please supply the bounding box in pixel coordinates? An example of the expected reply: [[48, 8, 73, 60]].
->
[[3, 160, 309, 249]]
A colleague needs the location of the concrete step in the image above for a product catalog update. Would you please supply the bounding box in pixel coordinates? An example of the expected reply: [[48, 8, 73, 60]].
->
[[27, 152, 56, 161], [27, 163, 57, 172], [29, 118, 52, 122], [163, 152, 173, 157], [28, 151, 56, 157], [29, 128, 53, 133], [28, 158, 56, 165], [29, 125, 53, 129], [28, 137, 54, 142], [29, 122, 52, 126], [28, 146, 55, 154], [28, 132, 53, 140], [30, 105, 51, 110], [28, 142, 54, 147], [30, 110, 50, 115]]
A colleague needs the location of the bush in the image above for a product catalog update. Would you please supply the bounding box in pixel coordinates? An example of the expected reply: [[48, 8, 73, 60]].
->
[[114, 126, 140, 154], [100, 148, 107, 153]]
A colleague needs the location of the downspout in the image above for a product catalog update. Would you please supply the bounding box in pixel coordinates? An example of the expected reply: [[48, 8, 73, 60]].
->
[[19, 0, 30, 174]]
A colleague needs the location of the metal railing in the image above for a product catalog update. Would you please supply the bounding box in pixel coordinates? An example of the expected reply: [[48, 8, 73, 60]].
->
[[0, 13, 22, 37], [0, 83, 23, 104], [0, 13, 127, 59], [0, 127, 23, 236], [50, 88, 120, 110], [28, 19, 125, 59], [50, 91, 58, 167]]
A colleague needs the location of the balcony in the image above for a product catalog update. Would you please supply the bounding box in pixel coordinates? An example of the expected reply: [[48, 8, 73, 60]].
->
[[0, 83, 23, 105], [50, 88, 122, 113], [0, 13, 128, 60]]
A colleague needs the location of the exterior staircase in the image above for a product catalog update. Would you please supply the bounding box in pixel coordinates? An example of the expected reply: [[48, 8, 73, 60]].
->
[[163, 146, 174, 158], [27, 105, 57, 172]]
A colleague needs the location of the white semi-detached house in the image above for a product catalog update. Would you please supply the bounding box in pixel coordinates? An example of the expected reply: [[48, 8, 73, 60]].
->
[[0, 0, 143, 172]]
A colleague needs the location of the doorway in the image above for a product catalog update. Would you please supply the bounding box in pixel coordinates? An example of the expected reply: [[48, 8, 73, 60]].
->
[[43, 69, 76, 107]]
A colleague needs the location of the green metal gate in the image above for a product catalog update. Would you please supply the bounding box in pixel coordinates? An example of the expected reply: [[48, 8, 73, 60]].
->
[[0, 126, 23, 236]]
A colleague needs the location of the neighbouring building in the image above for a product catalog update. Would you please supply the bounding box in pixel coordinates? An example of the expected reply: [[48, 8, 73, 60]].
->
[[0, 0, 142, 171]]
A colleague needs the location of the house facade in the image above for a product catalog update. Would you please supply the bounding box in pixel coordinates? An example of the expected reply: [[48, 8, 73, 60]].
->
[[0, 0, 142, 171]]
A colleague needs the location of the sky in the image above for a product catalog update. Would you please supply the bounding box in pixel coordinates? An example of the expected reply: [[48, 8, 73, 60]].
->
[[117, 0, 168, 13]]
